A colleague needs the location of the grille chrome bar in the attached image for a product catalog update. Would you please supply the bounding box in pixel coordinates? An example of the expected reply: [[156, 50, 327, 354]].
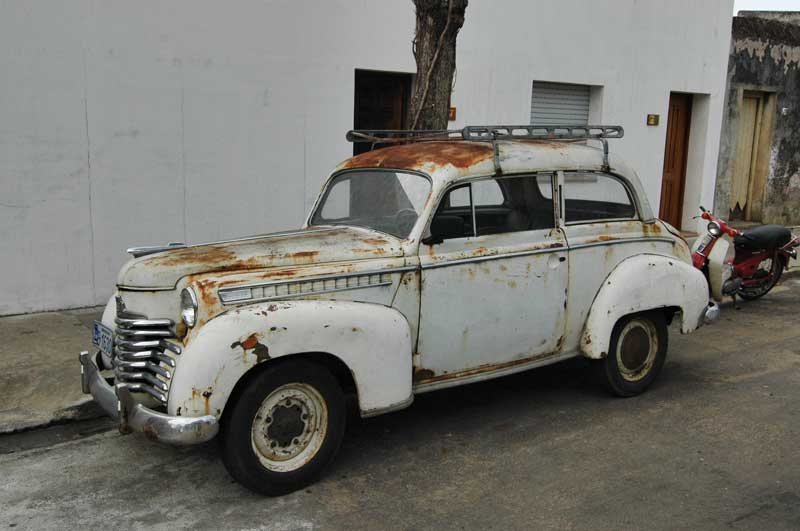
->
[[115, 317, 174, 328], [115, 338, 182, 354], [116, 328, 173, 338], [112, 303, 179, 405]]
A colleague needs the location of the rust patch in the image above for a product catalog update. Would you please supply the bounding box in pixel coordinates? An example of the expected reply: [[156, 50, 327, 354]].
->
[[360, 238, 389, 246], [286, 250, 319, 261], [642, 222, 663, 236], [413, 368, 436, 381], [232, 333, 271, 363], [340, 141, 494, 171], [240, 334, 259, 350], [142, 423, 159, 442], [202, 389, 213, 415]]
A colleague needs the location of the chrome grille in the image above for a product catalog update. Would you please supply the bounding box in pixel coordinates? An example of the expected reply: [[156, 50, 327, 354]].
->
[[113, 307, 181, 404]]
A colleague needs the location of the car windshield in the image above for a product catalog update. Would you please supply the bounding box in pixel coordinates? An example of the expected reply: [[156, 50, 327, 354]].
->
[[310, 170, 431, 238]]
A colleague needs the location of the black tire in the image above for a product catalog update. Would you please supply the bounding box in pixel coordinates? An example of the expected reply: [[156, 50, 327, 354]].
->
[[593, 311, 668, 397], [738, 254, 785, 301], [221, 360, 346, 496]]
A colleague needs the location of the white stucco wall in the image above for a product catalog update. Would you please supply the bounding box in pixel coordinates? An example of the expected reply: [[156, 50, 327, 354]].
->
[[0, 0, 733, 315]]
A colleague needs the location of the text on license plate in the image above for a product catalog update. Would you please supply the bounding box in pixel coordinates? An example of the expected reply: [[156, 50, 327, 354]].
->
[[92, 321, 114, 357]]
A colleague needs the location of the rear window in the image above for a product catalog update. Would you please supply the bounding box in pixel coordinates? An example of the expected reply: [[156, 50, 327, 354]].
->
[[563, 172, 635, 223]]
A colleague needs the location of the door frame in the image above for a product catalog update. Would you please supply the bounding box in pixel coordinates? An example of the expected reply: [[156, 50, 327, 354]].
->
[[658, 92, 693, 229]]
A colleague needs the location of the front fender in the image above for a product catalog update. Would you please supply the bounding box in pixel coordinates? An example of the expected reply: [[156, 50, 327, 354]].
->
[[580, 254, 708, 359], [168, 300, 413, 419]]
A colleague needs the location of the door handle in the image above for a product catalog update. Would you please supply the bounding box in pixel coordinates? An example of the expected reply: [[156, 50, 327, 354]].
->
[[559, 256, 566, 262]]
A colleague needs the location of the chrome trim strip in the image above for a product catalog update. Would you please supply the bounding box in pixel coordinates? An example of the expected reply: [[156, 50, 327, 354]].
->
[[117, 285, 174, 292], [569, 236, 675, 251], [421, 246, 567, 270], [217, 266, 418, 305], [222, 281, 396, 306]]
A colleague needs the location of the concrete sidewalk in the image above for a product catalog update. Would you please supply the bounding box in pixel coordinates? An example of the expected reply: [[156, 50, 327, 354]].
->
[[0, 306, 104, 433]]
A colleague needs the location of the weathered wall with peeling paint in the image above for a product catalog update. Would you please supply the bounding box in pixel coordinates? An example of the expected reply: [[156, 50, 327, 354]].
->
[[0, 0, 732, 315], [715, 15, 800, 225]]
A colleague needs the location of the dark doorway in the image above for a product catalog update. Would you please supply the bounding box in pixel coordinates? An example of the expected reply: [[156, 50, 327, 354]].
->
[[659, 93, 692, 229], [353, 69, 413, 156]]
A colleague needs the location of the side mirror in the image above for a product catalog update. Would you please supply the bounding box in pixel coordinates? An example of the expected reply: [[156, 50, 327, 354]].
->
[[422, 215, 464, 245]]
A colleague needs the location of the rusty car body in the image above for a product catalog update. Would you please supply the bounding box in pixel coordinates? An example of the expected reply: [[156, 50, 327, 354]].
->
[[80, 125, 713, 495]]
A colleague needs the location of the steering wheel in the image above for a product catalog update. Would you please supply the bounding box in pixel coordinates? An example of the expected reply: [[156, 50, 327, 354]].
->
[[394, 208, 418, 235]]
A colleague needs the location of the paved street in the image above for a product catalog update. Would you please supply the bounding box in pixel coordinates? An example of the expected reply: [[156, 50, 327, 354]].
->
[[2, 279, 800, 530]]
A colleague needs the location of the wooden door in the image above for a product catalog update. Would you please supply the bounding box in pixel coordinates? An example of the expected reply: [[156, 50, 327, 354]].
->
[[659, 93, 692, 229], [353, 70, 412, 155], [731, 91, 773, 221]]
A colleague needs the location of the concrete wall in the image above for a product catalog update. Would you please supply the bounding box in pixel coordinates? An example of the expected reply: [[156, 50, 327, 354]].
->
[[0, 0, 733, 315], [715, 15, 800, 226]]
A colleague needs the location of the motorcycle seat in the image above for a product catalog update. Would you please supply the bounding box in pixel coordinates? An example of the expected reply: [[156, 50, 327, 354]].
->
[[733, 224, 792, 251]]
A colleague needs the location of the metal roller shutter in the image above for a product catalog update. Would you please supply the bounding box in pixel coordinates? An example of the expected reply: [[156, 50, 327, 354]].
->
[[530, 81, 590, 126]]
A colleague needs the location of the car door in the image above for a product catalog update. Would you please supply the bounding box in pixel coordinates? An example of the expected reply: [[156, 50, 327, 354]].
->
[[415, 173, 569, 387], [559, 170, 676, 353]]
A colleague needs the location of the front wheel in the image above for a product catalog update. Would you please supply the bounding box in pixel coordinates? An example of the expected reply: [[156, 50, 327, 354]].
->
[[221, 360, 346, 496], [593, 311, 668, 397]]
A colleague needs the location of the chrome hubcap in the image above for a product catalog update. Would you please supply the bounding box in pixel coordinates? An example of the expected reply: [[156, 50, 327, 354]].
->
[[251, 383, 327, 472], [616, 319, 658, 382]]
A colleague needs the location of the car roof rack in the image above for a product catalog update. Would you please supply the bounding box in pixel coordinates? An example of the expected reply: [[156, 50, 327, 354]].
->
[[346, 124, 624, 172]]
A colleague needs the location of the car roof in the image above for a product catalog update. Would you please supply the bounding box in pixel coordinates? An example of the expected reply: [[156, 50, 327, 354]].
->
[[335, 140, 655, 222]]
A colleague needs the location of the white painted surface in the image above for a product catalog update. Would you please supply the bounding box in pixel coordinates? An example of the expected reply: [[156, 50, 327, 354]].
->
[[579, 254, 709, 359], [168, 299, 413, 418], [0, 0, 733, 314]]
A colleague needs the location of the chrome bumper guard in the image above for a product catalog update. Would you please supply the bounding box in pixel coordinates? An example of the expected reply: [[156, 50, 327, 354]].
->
[[79, 350, 218, 445]]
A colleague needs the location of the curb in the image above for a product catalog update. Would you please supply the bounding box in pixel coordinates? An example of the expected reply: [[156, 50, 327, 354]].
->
[[0, 398, 106, 436]]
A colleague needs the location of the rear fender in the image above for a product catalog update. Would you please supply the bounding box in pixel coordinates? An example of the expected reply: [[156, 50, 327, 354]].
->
[[168, 300, 413, 419], [580, 254, 708, 359]]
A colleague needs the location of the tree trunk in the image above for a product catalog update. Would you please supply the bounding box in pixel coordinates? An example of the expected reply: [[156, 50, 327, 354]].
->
[[408, 0, 468, 131]]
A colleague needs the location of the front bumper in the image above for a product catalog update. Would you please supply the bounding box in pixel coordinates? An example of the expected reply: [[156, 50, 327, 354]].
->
[[79, 350, 218, 445]]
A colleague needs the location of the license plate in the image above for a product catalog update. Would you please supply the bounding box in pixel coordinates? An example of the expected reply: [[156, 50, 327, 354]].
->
[[696, 234, 712, 253], [92, 321, 114, 357]]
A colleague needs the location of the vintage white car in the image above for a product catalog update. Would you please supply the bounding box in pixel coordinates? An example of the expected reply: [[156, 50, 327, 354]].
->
[[80, 125, 714, 495]]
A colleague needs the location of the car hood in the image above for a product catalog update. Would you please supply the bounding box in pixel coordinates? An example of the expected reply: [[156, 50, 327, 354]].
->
[[117, 226, 403, 289]]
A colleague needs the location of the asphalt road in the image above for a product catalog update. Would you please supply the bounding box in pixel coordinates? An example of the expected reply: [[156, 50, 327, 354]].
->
[[2, 279, 800, 530]]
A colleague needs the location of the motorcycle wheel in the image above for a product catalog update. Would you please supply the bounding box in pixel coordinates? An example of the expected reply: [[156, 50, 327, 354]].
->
[[737, 254, 785, 300]]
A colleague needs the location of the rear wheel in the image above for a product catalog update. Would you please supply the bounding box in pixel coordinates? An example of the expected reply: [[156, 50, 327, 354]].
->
[[221, 360, 346, 496], [738, 254, 785, 300], [593, 312, 668, 397]]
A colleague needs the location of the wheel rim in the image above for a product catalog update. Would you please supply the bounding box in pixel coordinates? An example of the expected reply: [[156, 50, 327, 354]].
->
[[615, 318, 658, 382], [251, 382, 328, 473]]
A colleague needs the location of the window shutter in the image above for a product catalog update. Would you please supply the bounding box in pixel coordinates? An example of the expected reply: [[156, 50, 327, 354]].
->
[[530, 82, 590, 126]]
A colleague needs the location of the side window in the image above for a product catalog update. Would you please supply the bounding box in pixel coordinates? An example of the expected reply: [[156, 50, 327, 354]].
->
[[563, 172, 635, 223], [427, 174, 555, 243]]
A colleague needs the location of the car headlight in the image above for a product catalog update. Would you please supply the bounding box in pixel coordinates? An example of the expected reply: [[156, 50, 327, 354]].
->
[[707, 221, 722, 237], [180, 288, 198, 328]]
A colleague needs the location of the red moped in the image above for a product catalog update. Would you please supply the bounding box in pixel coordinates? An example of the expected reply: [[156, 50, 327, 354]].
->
[[690, 206, 800, 302]]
